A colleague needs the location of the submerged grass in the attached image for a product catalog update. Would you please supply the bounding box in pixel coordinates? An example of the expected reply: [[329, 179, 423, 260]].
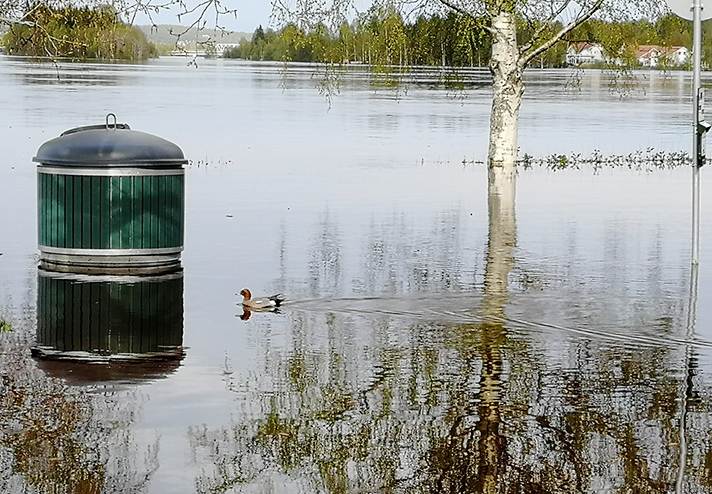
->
[[521, 148, 691, 173], [464, 148, 692, 172]]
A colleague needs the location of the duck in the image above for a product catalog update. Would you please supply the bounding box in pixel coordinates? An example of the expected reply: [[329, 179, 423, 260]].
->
[[239, 288, 285, 310]]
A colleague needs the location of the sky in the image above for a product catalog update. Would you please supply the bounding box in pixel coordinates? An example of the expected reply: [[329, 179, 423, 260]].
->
[[129, 0, 374, 34], [130, 0, 274, 33]]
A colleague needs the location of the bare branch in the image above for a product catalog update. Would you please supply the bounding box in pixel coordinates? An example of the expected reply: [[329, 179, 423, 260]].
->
[[517, 0, 570, 54], [0, 15, 33, 26], [519, 0, 605, 68]]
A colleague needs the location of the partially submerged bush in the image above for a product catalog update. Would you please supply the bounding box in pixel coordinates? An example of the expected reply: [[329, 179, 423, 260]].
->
[[2, 5, 156, 61]]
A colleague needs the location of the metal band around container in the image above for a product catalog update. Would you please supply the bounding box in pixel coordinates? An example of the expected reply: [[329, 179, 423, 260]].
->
[[37, 166, 185, 177], [39, 246, 183, 256]]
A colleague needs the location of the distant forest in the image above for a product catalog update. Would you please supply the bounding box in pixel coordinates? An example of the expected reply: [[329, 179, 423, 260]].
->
[[226, 9, 710, 68]]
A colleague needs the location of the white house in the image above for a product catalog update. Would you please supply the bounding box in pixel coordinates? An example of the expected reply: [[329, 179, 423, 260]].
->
[[635, 45, 690, 68], [566, 42, 606, 66]]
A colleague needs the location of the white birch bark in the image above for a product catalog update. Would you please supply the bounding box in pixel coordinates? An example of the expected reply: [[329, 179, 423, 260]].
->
[[487, 10, 523, 199]]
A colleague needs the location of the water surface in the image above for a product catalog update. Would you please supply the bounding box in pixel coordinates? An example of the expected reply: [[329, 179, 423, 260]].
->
[[1, 57, 712, 493]]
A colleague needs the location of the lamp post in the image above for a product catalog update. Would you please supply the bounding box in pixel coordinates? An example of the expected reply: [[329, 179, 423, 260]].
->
[[667, 0, 711, 265], [664, 2, 710, 491]]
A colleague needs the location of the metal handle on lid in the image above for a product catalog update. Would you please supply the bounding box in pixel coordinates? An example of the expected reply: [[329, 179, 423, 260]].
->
[[106, 113, 117, 129]]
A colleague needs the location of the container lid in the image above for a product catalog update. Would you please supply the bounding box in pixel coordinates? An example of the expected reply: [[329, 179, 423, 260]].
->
[[33, 114, 188, 167]]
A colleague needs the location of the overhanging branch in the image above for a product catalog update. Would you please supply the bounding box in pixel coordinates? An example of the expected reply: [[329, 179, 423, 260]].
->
[[437, 0, 494, 33], [518, 1, 571, 54], [519, 0, 605, 68], [0, 15, 34, 27]]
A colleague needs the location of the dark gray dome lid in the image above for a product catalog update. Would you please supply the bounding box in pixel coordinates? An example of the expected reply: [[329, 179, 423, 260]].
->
[[33, 118, 187, 167]]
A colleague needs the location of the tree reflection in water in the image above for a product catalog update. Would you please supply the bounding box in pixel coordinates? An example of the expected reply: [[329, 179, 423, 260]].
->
[[0, 326, 160, 493], [191, 183, 712, 493], [190, 190, 712, 493], [0, 276, 170, 493]]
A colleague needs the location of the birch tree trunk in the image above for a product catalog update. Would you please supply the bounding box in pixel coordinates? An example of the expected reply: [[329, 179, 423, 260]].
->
[[488, 10, 523, 199]]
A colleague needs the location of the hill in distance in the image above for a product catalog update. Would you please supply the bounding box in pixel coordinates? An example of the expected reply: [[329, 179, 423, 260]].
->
[[138, 25, 251, 45]]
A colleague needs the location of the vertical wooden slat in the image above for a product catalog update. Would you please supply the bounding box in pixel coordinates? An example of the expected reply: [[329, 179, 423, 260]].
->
[[46, 174, 52, 246], [110, 176, 121, 249], [158, 175, 166, 248], [149, 176, 158, 249], [81, 176, 91, 248], [100, 176, 111, 249], [120, 177, 132, 249], [131, 176, 140, 249], [138, 176, 148, 249], [90, 176, 100, 249], [179, 174, 185, 246], [47, 176, 59, 247], [73, 175, 82, 248], [171, 174, 184, 247], [44, 173, 50, 247], [37, 174, 43, 246], [59, 174, 65, 248]]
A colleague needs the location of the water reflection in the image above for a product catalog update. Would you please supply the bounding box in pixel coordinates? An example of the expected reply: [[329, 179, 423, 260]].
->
[[33, 269, 184, 384], [15, 61, 126, 86], [190, 191, 712, 493]]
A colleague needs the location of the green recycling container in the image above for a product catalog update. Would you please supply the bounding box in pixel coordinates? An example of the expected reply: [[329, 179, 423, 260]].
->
[[33, 115, 187, 274]]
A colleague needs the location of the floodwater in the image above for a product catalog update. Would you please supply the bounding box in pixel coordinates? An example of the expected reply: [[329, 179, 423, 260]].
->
[[1, 56, 712, 493]]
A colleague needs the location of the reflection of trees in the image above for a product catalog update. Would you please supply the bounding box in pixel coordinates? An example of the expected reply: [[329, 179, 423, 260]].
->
[[191, 193, 712, 493], [359, 209, 479, 295], [0, 372, 105, 492], [308, 211, 343, 297], [0, 316, 159, 493]]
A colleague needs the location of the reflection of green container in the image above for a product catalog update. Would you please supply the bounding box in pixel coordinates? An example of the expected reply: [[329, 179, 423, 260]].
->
[[33, 116, 187, 275], [33, 270, 184, 381]]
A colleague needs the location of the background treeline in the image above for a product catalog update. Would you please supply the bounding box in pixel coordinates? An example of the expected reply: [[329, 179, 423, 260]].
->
[[226, 8, 707, 68], [2, 5, 156, 61], [226, 9, 497, 67]]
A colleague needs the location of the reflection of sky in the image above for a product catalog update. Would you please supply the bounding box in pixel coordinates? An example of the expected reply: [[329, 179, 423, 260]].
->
[[2, 58, 712, 491]]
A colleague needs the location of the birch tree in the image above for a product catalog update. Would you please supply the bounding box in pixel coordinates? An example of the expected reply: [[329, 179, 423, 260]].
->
[[272, 0, 666, 197]]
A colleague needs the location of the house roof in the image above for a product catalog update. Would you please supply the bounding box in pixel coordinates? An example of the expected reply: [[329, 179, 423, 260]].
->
[[634, 45, 686, 58], [568, 42, 601, 53]]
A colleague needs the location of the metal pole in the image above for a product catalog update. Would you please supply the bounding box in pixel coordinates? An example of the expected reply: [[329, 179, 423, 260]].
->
[[676, 260, 699, 493], [678, 4, 705, 490], [692, 0, 702, 266]]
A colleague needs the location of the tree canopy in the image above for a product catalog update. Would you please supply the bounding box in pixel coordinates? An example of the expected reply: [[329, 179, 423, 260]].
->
[[1, 5, 156, 60]]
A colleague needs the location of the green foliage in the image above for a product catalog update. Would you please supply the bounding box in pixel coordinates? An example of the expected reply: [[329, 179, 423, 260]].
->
[[225, 12, 493, 68], [1, 4, 156, 61], [0, 320, 11, 333]]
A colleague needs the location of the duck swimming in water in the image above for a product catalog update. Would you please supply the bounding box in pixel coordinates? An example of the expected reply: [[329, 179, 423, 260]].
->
[[239, 289, 285, 310]]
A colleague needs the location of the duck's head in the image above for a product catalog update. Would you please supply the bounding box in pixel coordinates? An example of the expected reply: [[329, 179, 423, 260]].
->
[[239, 288, 252, 300]]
